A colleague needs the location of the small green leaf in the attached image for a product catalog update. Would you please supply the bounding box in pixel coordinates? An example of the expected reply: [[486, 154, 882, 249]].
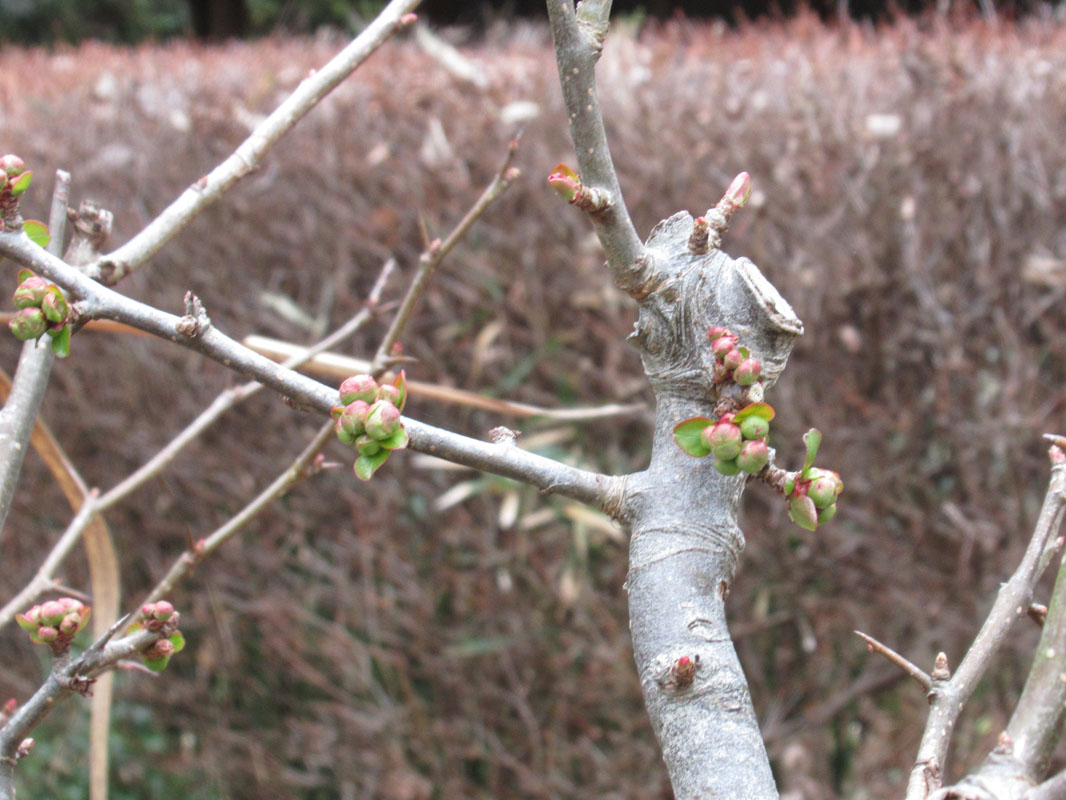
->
[[9, 171, 33, 196], [788, 494, 819, 531], [23, 219, 49, 248], [354, 449, 391, 481], [143, 655, 171, 672], [784, 474, 797, 496], [378, 426, 409, 451], [49, 325, 70, 358], [17, 268, 35, 283], [673, 416, 715, 457], [801, 428, 822, 477], [168, 631, 186, 654], [15, 613, 37, 633], [392, 370, 407, 412], [733, 402, 775, 425]]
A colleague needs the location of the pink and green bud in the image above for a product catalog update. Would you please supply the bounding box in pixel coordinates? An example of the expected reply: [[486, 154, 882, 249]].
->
[[59, 614, 81, 635], [335, 400, 370, 444], [364, 400, 402, 441], [722, 348, 744, 370], [739, 416, 769, 441], [724, 172, 752, 209], [734, 358, 762, 386], [12, 275, 48, 308], [0, 154, 26, 178], [548, 163, 580, 203], [146, 639, 175, 660], [788, 494, 819, 531], [9, 307, 47, 340], [807, 471, 843, 509], [150, 601, 175, 621], [714, 456, 741, 476], [38, 600, 66, 626], [339, 374, 378, 405], [710, 334, 739, 359], [356, 434, 381, 457], [376, 383, 402, 408], [737, 439, 770, 474], [707, 325, 730, 341], [703, 421, 743, 461], [40, 288, 68, 324], [35, 626, 59, 643], [817, 503, 838, 524]]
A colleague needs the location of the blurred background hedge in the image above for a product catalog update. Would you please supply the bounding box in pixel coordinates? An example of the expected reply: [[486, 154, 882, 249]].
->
[[1, 13, 1066, 800]]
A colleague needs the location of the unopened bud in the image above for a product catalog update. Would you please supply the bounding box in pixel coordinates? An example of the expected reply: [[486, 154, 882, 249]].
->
[[710, 334, 739, 359], [38, 600, 66, 626], [739, 416, 769, 441], [335, 400, 370, 444], [737, 439, 770, 474], [9, 307, 47, 340], [713, 456, 741, 476], [40, 288, 68, 324], [376, 383, 402, 407], [0, 154, 25, 178], [724, 172, 752, 209], [364, 400, 401, 440], [356, 434, 381, 457], [339, 374, 378, 405], [152, 601, 175, 621], [703, 422, 743, 461], [808, 472, 843, 509], [734, 358, 762, 386], [12, 275, 48, 308], [722, 348, 744, 370], [36, 626, 59, 643]]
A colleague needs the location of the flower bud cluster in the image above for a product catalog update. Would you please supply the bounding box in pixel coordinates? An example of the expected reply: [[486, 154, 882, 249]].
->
[[129, 600, 185, 671], [707, 325, 763, 388], [9, 269, 72, 357], [702, 410, 771, 477], [0, 154, 32, 228], [16, 597, 91, 654], [785, 467, 844, 531], [332, 372, 409, 481]]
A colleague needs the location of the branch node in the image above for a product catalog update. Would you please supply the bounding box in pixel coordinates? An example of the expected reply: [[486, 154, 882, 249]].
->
[[931, 651, 951, 681], [176, 291, 211, 339]]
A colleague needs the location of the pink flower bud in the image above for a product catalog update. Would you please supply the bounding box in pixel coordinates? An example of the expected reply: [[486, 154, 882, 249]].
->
[[702, 422, 743, 461], [807, 472, 843, 509], [338, 374, 378, 405], [725, 172, 752, 209], [12, 275, 48, 309], [335, 400, 370, 445], [722, 348, 744, 370], [376, 383, 402, 408], [707, 325, 730, 341], [40, 288, 68, 324], [59, 614, 81, 635], [0, 154, 25, 178], [548, 163, 580, 203], [734, 358, 762, 386], [736, 439, 770, 474], [38, 600, 66, 626], [35, 626, 59, 643], [9, 307, 47, 340], [739, 416, 769, 441], [710, 334, 739, 359], [364, 400, 401, 441], [152, 601, 175, 621]]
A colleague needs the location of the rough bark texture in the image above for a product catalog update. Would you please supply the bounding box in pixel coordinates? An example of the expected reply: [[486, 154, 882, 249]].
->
[[620, 212, 803, 798]]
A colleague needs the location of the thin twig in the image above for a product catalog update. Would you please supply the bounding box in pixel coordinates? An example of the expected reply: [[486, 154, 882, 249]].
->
[[247, 335, 648, 422], [140, 420, 337, 605], [0, 170, 70, 541], [88, 1, 420, 283], [855, 630, 932, 691], [97, 258, 395, 511], [372, 141, 520, 372], [904, 445, 1066, 799]]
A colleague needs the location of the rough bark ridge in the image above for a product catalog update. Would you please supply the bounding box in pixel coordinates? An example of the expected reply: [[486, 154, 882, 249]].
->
[[620, 213, 802, 798]]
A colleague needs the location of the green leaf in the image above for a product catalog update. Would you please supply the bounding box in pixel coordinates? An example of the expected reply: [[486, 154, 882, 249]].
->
[[16, 268, 35, 283], [672, 416, 715, 457], [788, 494, 819, 531], [23, 219, 49, 248], [354, 449, 391, 481], [168, 631, 186, 654], [49, 325, 70, 358], [801, 428, 822, 476], [143, 655, 171, 672], [378, 426, 409, 451], [9, 170, 32, 196], [733, 402, 775, 425], [392, 370, 407, 412]]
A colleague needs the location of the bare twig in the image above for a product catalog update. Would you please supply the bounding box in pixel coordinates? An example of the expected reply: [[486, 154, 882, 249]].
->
[[0, 170, 69, 540], [140, 420, 337, 605], [546, 0, 648, 297], [904, 444, 1066, 799], [247, 335, 647, 421], [855, 630, 932, 691], [88, 0, 420, 284], [372, 141, 520, 372], [97, 258, 395, 511]]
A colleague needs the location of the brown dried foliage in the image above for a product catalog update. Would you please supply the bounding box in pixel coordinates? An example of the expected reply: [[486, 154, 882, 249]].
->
[[2, 15, 1066, 798]]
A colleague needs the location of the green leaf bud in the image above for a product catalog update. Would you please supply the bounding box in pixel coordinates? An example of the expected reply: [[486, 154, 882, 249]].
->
[[40, 288, 68, 324], [9, 307, 47, 340], [739, 416, 769, 441], [12, 275, 48, 308], [737, 439, 770, 474]]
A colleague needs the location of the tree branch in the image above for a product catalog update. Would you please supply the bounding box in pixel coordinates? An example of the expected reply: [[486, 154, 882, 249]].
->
[[88, 0, 419, 284], [546, 0, 648, 297]]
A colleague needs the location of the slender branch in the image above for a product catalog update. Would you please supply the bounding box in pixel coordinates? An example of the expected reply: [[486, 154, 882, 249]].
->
[[904, 444, 1066, 799], [97, 258, 395, 511], [546, 0, 648, 297], [0, 232, 622, 510], [854, 630, 932, 691], [87, 1, 419, 284], [372, 141, 520, 371], [0, 170, 70, 541], [140, 420, 337, 605], [248, 335, 647, 421]]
